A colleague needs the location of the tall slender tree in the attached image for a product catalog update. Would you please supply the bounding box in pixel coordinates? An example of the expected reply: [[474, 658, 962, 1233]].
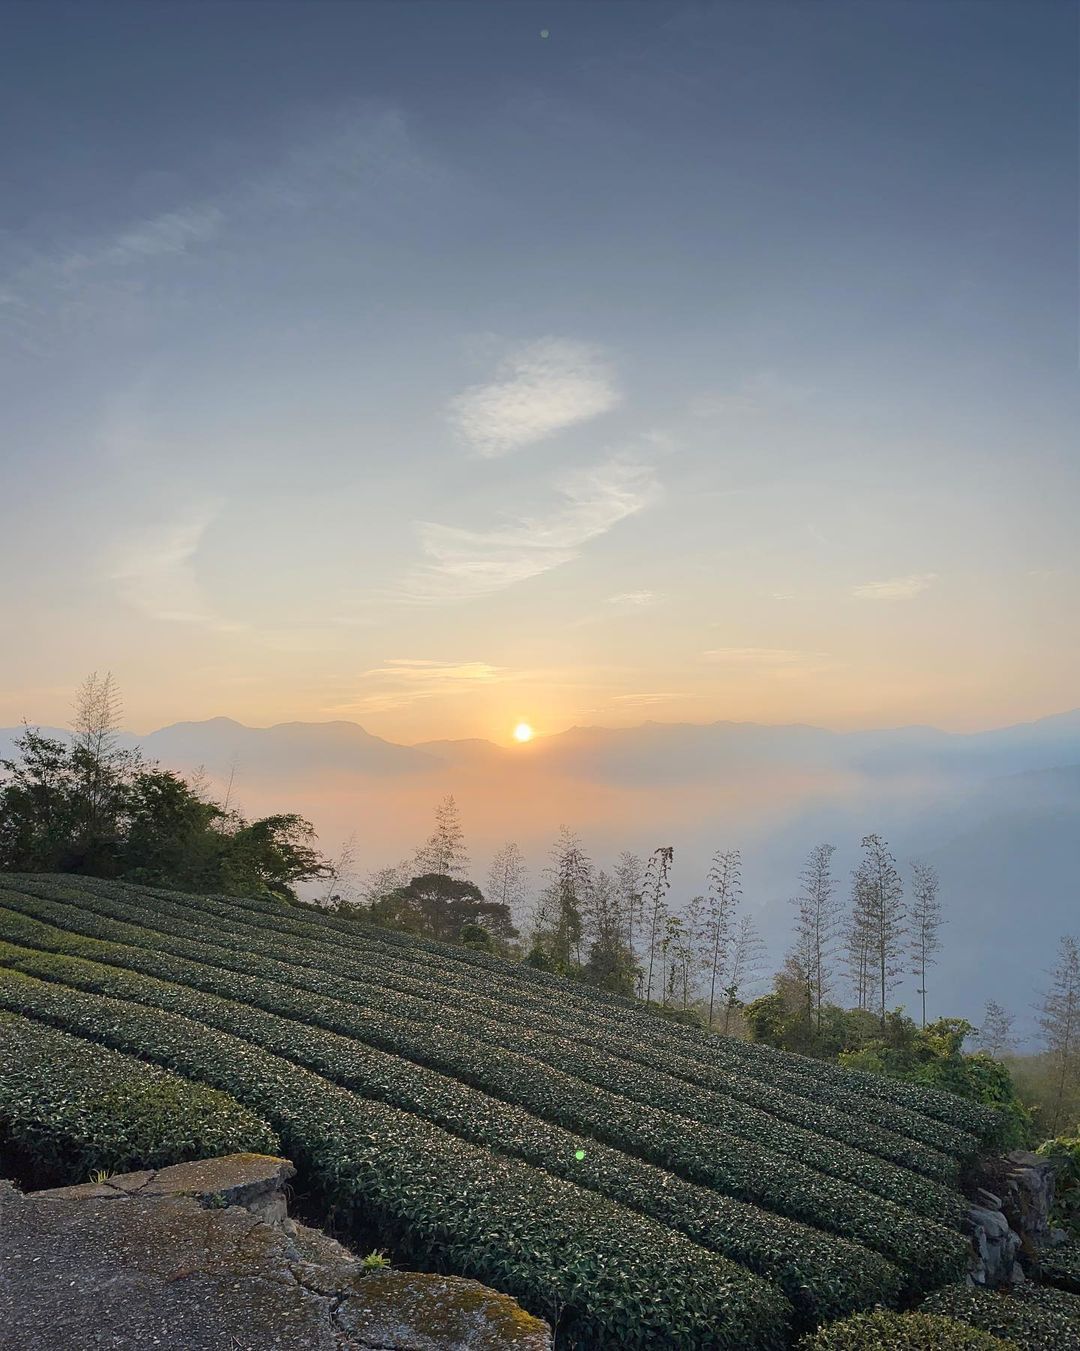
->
[[486, 841, 529, 932], [724, 912, 766, 1032], [540, 826, 592, 969], [908, 858, 944, 1028], [70, 670, 136, 862], [642, 845, 674, 1003], [789, 843, 840, 1034], [702, 848, 741, 1029], [414, 794, 469, 878], [1037, 934, 1080, 1134], [977, 1000, 1016, 1058], [614, 850, 646, 984], [849, 834, 906, 1029]]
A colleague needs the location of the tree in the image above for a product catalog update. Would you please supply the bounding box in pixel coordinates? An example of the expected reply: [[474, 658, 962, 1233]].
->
[[486, 841, 529, 933], [0, 726, 81, 871], [583, 869, 636, 995], [789, 843, 840, 1034], [702, 848, 741, 1029], [909, 858, 944, 1028], [319, 832, 360, 908], [69, 671, 139, 872], [358, 861, 412, 909], [414, 794, 469, 878], [642, 845, 674, 1003], [537, 827, 592, 970], [370, 873, 515, 946], [723, 912, 766, 1032], [614, 851, 646, 982], [1037, 934, 1080, 1134], [977, 1000, 1016, 1058], [664, 896, 704, 1012], [849, 834, 905, 1029]]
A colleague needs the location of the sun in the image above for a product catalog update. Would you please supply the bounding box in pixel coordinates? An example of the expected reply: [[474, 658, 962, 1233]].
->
[[512, 722, 534, 743]]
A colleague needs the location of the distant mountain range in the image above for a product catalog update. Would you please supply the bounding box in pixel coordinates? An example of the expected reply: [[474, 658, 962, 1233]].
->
[[2, 710, 1078, 1036]]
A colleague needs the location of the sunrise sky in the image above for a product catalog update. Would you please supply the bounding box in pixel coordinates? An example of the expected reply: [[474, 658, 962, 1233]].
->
[[2, 1, 1077, 743]]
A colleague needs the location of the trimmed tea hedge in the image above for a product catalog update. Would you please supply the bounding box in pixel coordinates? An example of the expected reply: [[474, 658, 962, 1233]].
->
[[1, 873, 997, 1145], [0, 964, 790, 1351], [0, 924, 966, 1293], [0, 1009, 279, 1183], [1038, 1237, 1080, 1295], [922, 1282, 1080, 1351], [0, 882, 966, 1193], [797, 1310, 1017, 1349]]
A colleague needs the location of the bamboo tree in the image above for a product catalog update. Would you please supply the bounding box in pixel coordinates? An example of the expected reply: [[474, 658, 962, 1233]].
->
[[908, 858, 944, 1028], [849, 834, 905, 1029], [1038, 934, 1080, 1134], [642, 845, 674, 1003], [702, 848, 741, 1029]]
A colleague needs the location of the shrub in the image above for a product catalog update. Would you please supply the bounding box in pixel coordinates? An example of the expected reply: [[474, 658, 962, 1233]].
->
[[798, 1310, 1017, 1349], [1036, 1135, 1080, 1236], [0, 963, 791, 1350], [0, 1010, 279, 1184], [1038, 1236, 1080, 1295], [922, 1282, 1080, 1351]]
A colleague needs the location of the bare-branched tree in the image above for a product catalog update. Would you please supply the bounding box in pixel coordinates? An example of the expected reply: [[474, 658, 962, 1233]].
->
[[702, 848, 741, 1029], [1037, 934, 1080, 1134], [909, 858, 944, 1028]]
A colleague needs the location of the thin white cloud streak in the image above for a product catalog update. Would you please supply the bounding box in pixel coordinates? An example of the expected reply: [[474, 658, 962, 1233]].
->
[[329, 658, 505, 714], [107, 500, 241, 631], [703, 647, 834, 672], [608, 590, 658, 607], [403, 458, 659, 602], [851, 573, 938, 600], [448, 339, 619, 458]]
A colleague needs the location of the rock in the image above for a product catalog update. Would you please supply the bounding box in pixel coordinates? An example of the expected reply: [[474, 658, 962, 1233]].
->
[[0, 1154, 553, 1351], [966, 1202, 1021, 1287], [976, 1188, 1004, 1210], [975, 1150, 1058, 1259]]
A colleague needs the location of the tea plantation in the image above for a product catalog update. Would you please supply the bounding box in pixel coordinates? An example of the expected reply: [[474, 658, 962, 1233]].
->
[[0, 873, 1039, 1348]]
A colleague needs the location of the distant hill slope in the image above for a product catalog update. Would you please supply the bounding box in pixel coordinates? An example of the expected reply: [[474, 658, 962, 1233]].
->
[[0, 873, 1003, 1349]]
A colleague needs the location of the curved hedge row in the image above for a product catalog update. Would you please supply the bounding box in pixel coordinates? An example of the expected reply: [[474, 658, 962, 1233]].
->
[[0, 873, 997, 1144], [0, 922, 967, 1292], [0, 1009, 279, 1183], [0, 892, 965, 1232], [0, 930, 905, 1326], [39, 874, 980, 1159], [922, 1283, 1080, 1351], [797, 1310, 1017, 1349], [1038, 1237, 1080, 1295], [0, 964, 790, 1351], [0, 881, 965, 1194], [162, 876, 1001, 1141]]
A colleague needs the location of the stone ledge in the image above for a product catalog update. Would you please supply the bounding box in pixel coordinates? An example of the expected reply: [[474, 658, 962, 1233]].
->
[[0, 1154, 552, 1350]]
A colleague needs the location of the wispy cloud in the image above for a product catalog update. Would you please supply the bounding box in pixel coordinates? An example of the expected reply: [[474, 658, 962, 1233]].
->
[[404, 458, 659, 602], [448, 339, 619, 458], [107, 500, 241, 631], [608, 590, 658, 608], [328, 658, 504, 713], [851, 573, 938, 601], [703, 647, 834, 672]]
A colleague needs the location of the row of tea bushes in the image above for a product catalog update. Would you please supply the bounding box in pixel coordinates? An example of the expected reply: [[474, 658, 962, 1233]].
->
[[797, 1310, 1017, 1349], [0, 919, 969, 1293], [922, 1282, 1080, 1351], [0, 963, 790, 1351], [0, 880, 968, 1192], [0, 927, 905, 1326], [0, 895, 967, 1241], [0, 1009, 279, 1183], [59, 874, 984, 1157], [0, 873, 997, 1146]]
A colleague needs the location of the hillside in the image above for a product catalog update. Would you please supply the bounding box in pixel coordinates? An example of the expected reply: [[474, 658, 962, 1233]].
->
[[0, 873, 1011, 1348]]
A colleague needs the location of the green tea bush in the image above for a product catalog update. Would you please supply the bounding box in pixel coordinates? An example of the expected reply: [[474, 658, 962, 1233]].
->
[[0, 922, 965, 1294], [0, 880, 968, 1195], [1038, 1237, 1080, 1295], [798, 1309, 1017, 1349], [0, 964, 791, 1350], [922, 1282, 1080, 1351], [0, 1010, 279, 1183]]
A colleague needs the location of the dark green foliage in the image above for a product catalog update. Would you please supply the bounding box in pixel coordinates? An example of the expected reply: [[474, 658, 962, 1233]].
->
[[0, 964, 790, 1350], [922, 1282, 1080, 1351], [1038, 1237, 1080, 1294], [1037, 1135, 1080, 1237], [370, 872, 515, 945], [0, 727, 328, 901], [0, 1010, 279, 1184], [798, 1310, 1017, 1349]]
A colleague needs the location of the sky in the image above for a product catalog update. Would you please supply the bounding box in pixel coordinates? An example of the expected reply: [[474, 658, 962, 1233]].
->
[[1, 0, 1077, 744]]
